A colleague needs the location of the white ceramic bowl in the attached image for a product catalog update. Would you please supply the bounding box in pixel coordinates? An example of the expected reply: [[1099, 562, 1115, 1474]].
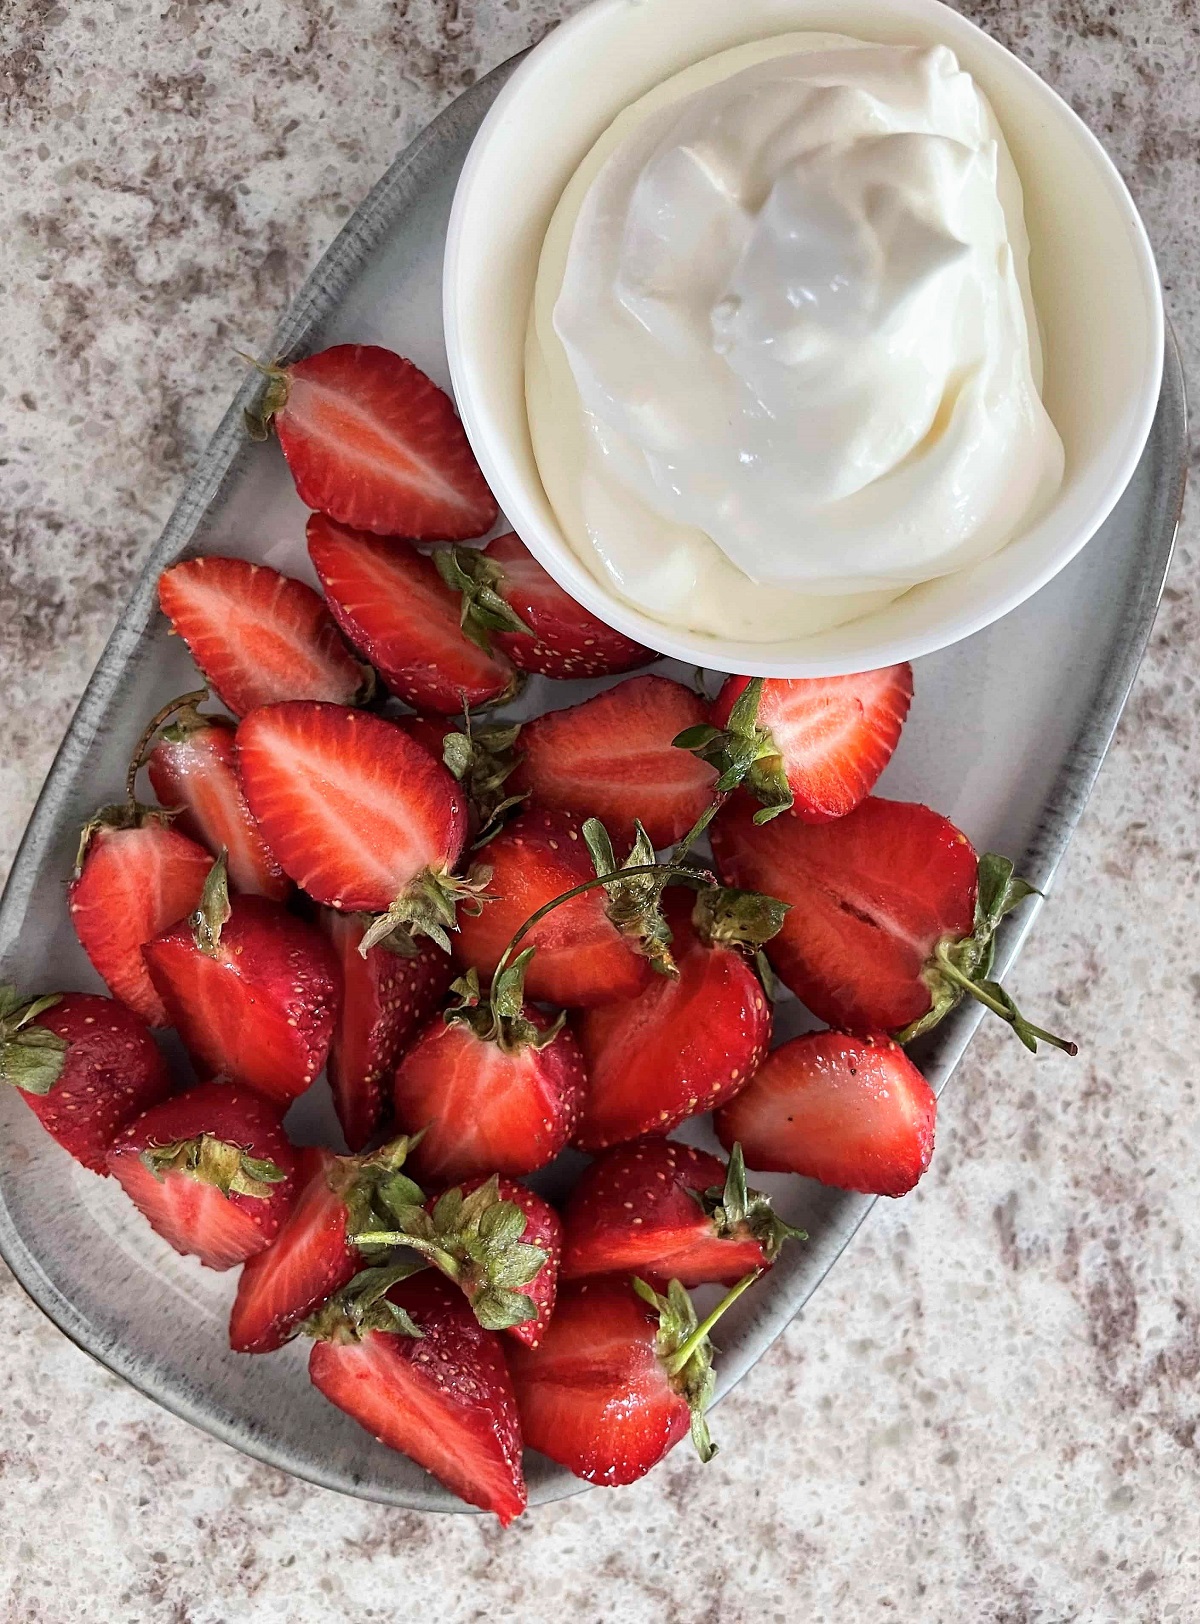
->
[[444, 0, 1164, 677]]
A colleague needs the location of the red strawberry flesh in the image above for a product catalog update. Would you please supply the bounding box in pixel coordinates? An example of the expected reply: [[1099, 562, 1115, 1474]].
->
[[711, 794, 978, 1032], [308, 1271, 526, 1524], [158, 556, 365, 718], [235, 701, 468, 915], [510, 675, 716, 847], [69, 822, 212, 1027], [147, 714, 289, 900], [269, 345, 498, 541], [454, 809, 651, 1008], [716, 1030, 936, 1197], [230, 1147, 357, 1352], [308, 516, 515, 712], [712, 666, 913, 823]]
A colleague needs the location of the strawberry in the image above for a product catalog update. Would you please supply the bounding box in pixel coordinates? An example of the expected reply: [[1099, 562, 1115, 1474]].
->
[[435, 533, 653, 678], [508, 1272, 756, 1486], [246, 344, 498, 542], [158, 556, 369, 719], [711, 794, 1077, 1052], [0, 989, 174, 1175], [229, 1136, 420, 1353], [320, 911, 454, 1152], [70, 811, 212, 1028], [235, 701, 481, 952], [143, 855, 340, 1105], [307, 516, 518, 713], [145, 694, 289, 900], [562, 1140, 798, 1287], [307, 1267, 526, 1524], [509, 675, 717, 848], [106, 1080, 298, 1269], [573, 888, 781, 1150], [352, 1172, 562, 1349], [715, 1031, 937, 1197], [400, 714, 527, 846], [454, 810, 674, 1008], [390, 954, 585, 1183], [678, 668, 913, 823]]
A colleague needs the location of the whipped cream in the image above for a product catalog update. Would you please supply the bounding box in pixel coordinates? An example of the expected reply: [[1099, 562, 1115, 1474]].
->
[[526, 35, 1064, 642]]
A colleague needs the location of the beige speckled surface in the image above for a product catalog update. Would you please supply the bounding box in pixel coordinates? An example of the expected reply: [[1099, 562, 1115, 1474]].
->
[[1, 2, 1197, 1619]]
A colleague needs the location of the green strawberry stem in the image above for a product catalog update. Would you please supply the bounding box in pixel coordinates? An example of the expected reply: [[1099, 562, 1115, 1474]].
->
[[489, 860, 715, 989], [125, 687, 211, 808], [662, 1270, 760, 1377], [929, 947, 1077, 1055]]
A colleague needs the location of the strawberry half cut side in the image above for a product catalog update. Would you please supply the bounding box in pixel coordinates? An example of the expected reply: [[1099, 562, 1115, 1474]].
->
[[247, 344, 498, 541], [0, 988, 174, 1175], [306, 1268, 527, 1525], [716, 1030, 938, 1198], [308, 516, 519, 714], [711, 794, 1077, 1052], [562, 1139, 799, 1288], [158, 556, 370, 719], [235, 701, 480, 954], [146, 694, 290, 900], [678, 668, 913, 824]]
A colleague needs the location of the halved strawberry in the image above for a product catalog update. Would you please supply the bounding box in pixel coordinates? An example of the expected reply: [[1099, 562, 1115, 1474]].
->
[[158, 556, 369, 719], [307, 1269, 526, 1524], [508, 1273, 754, 1486], [715, 1031, 937, 1197], [679, 668, 913, 823], [0, 988, 174, 1175], [308, 516, 518, 713], [146, 696, 289, 900], [320, 911, 454, 1152], [573, 889, 779, 1150], [106, 1080, 298, 1269], [509, 675, 717, 847], [454, 810, 668, 1008], [70, 813, 212, 1027], [235, 701, 477, 951], [229, 1136, 419, 1353], [247, 344, 498, 541], [436, 533, 654, 678], [143, 855, 340, 1104], [711, 794, 1076, 1051], [352, 1172, 562, 1350], [391, 955, 584, 1182], [562, 1140, 797, 1287]]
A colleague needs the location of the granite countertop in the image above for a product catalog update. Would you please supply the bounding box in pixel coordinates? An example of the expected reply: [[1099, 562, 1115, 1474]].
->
[[1, 2, 1197, 1619]]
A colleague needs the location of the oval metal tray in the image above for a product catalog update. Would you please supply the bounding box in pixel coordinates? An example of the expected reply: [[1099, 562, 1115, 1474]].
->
[[0, 56, 1186, 1512]]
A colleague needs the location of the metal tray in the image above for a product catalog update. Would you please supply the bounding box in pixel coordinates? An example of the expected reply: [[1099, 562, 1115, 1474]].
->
[[0, 56, 1186, 1513]]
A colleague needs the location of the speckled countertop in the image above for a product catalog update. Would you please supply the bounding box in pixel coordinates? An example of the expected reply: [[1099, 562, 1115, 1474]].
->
[[1, 3, 1197, 1619]]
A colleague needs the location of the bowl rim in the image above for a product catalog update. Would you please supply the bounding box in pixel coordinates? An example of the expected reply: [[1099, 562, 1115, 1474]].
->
[[443, 0, 1166, 677]]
